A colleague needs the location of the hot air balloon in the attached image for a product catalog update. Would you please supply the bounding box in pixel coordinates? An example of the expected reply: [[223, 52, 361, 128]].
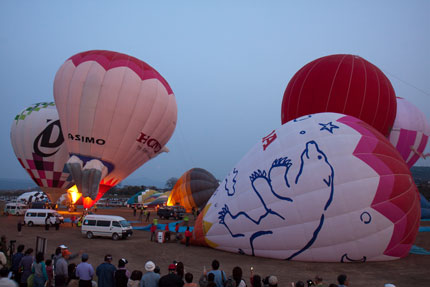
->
[[388, 97, 430, 168], [167, 168, 219, 212], [192, 113, 420, 262], [281, 54, 397, 137], [53, 50, 177, 208], [10, 102, 74, 203]]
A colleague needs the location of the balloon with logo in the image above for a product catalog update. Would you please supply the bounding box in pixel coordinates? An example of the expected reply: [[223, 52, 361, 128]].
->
[[10, 102, 74, 203], [388, 97, 430, 168], [53, 50, 177, 208], [167, 168, 219, 212], [192, 113, 420, 262], [281, 54, 397, 137]]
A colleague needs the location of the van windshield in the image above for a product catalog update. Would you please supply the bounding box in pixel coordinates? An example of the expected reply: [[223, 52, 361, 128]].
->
[[119, 220, 130, 227]]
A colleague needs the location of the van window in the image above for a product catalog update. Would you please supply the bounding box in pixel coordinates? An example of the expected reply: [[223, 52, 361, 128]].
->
[[112, 221, 121, 227], [27, 212, 37, 217], [37, 213, 46, 217], [8, 206, 16, 210], [96, 220, 110, 227], [119, 220, 130, 227], [83, 220, 96, 226]]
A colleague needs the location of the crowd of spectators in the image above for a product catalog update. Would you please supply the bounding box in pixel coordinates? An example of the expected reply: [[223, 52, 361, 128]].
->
[[0, 235, 398, 287]]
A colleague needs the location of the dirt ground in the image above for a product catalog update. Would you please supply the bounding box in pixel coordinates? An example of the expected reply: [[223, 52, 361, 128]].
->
[[1, 207, 429, 287]]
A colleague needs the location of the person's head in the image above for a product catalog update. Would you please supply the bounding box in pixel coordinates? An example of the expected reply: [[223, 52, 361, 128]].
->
[[104, 254, 112, 263], [154, 266, 160, 274], [295, 281, 305, 287], [337, 274, 348, 286], [81, 253, 89, 262], [62, 249, 71, 259], [232, 266, 242, 283], [55, 247, 62, 255], [253, 275, 262, 287], [25, 248, 33, 255], [185, 272, 194, 283], [35, 252, 44, 263], [145, 261, 155, 272], [1, 235, 6, 242], [17, 244, 25, 253], [168, 264, 176, 274], [211, 259, 220, 270], [208, 273, 215, 282], [130, 270, 143, 281], [46, 259, 52, 267], [268, 275, 278, 287], [314, 276, 322, 284], [0, 267, 9, 278], [118, 258, 128, 268]]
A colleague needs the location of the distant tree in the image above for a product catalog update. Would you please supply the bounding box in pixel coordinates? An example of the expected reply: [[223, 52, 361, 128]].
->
[[165, 177, 178, 189]]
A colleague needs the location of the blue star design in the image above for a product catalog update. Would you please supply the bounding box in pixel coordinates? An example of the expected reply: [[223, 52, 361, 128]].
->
[[319, 122, 339, 134]]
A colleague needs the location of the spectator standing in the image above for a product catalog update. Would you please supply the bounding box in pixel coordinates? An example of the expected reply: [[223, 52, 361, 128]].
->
[[206, 274, 216, 287], [183, 273, 197, 287], [337, 274, 349, 287], [175, 262, 184, 282], [96, 255, 116, 287], [128, 270, 143, 287], [150, 224, 157, 242], [17, 221, 23, 236], [158, 264, 183, 287], [45, 259, 54, 287], [145, 211, 151, 222], [231, 267, 246, 287], [140, 261, 159, 287], [11, 245, 25, 281], [32, 252, 48, 287], [0, 266, 18, 287], [133, 206, 137, 217], [294, 281, 304, 287], [250, 275, 261, 287], [184, 228, 192, 247], [267, 276, 276, 287], [68, 263, 79, 287], [18, 248, 34, 287], [54, 249, 71, 287], [115, 259, 131, 287], [75, 254, 94, 287], [139, 209, 143, 222], [207, 260, 226, 287]]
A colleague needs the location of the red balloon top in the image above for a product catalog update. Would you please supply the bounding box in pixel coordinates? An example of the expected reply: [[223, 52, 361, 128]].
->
[[281, 54, 396, 136]]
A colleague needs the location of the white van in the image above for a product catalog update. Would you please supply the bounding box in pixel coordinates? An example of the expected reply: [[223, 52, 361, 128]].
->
[[4, 203, 28, 215], [24, 209, 64, 226], [81, 214, 133, 240]]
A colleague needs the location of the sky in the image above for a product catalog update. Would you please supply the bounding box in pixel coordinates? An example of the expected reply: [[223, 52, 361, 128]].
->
[[0, 0, 429, 188]]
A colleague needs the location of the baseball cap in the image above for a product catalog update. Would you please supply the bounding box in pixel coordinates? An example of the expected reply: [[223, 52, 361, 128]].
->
[[268, 276, 278, 286], [59, 245, 68, 249], [119, 258, 128, 265], [82, 253, 89, 261], [385, 284, 396, 287], [61, 250, 71, 257], [145, 261, 155, 272], [168, 264, 176, 270], [104, 255, 112, 261]]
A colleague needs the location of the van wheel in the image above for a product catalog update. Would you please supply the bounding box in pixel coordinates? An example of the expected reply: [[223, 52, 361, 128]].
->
[[28, 221, 33, 227], [112, 233, 120, 241], [86, 232, 94, 239]]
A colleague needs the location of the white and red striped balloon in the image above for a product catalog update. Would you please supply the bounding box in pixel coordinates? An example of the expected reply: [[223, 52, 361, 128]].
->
[[389, 97, 430, 168]]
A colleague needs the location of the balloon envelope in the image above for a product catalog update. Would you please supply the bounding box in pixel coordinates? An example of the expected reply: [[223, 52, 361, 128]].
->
[[389, 97, 430, 168], [10, 103, 74, 202], [168, 168, 219, 212], [53, 50, 177, 208], [193, 113, 419, 262], [281, 54, 396, 137]]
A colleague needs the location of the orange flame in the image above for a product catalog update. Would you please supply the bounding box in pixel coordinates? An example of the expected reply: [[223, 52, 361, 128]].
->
[[67, 185, 82, 204]]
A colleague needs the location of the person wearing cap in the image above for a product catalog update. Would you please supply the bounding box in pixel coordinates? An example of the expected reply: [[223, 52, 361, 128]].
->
[[75, 254, 94, 287], [267, 276, 277, 287], [115, 259, 131, 287], [55, 249, 71, 287], [140, 261, 160, 287], [96, 255, 117, 287], [158, 264, 184, 287]]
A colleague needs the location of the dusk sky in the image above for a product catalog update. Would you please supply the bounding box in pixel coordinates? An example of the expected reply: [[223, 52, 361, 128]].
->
[[1, 1, 429, 188]]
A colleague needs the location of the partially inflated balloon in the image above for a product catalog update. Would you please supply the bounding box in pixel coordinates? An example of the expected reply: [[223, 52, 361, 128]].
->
[[53, 50, 177, 208], [168, 168, 219, 212], [388, 97, 430, 168], [281, 54, 396, 137], [10, 103, 73, 203], [192, 113, 420, 262]]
